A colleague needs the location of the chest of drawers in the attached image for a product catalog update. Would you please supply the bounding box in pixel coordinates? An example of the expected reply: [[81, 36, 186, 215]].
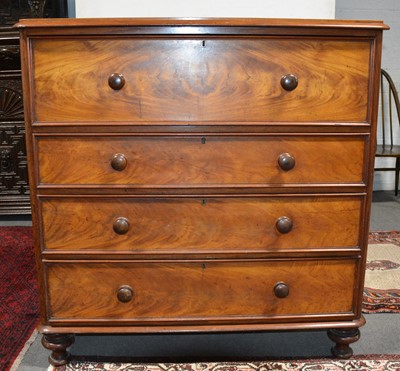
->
[[16, 18, 387, 367]]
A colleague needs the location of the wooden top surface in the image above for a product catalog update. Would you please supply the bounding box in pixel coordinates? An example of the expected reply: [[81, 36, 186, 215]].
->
[[15, 17, 389, 30]]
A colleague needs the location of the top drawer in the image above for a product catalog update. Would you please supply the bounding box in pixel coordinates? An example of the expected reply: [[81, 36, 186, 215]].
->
[[30, 38, 371, 124]]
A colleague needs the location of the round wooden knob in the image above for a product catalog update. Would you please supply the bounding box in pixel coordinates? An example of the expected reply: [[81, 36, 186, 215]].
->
[[280, 74, 298, 91], [276, 216, 293, 234], [274, 282, 289, 298], [278, 153, 295, 171], [111, 153, 127, 171], [117, 285, 134, 303], [108, 73, 125, 90], [113, 217, 130, 235]]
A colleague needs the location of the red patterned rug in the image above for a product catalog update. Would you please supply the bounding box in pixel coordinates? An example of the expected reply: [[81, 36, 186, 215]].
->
[[0, 226, 39, 371], [363, 231, 400, 313], [50, 355, 400, 371]]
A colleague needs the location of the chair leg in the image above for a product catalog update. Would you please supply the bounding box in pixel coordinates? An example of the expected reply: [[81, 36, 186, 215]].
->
[[396, 157, 400, 196]]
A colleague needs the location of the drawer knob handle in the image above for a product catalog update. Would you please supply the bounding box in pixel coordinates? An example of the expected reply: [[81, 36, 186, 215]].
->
[[111, 153, 127, 171], [280, 74, 298, 91], [276, 216, 293, 234], [108, 73, 125, 90], [274, 282, 289, 298], [278, 153, 295, 171], [117, 285, 134, 303], [113, 217, 130, 235]]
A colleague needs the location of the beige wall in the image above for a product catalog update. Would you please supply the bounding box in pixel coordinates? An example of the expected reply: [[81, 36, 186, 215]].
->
[[75, 0, 335, 18]]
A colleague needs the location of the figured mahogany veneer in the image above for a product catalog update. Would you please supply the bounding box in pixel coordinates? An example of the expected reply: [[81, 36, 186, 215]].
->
[[31, 38, 371, 123], [40, 196, 362, 253], [16, 18, 387, 366], [36, 135, 366, 186], [46, 259, 357, 321]]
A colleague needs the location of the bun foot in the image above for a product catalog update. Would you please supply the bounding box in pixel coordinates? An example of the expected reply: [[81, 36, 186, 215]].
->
[[42, 334, 75, 367], [327, 328, 360, 359]]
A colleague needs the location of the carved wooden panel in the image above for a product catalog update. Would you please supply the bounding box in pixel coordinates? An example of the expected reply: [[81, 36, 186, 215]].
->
[[0, 0, 67, 26], [0, 121, 30, 213], [0, 86, 24, 119], [0, 122, 29, 189], [0, 44, 20, 71], [0, 67, 30, 213], [0, 74, 30, 213]]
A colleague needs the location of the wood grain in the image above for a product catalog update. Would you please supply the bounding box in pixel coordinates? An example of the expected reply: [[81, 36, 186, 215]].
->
[[36, 135, 365, 186], [46, 259, 356, 321], [32, 38, 370, 123], [40, 196, 362, 252], [15, 17, 389, 30]]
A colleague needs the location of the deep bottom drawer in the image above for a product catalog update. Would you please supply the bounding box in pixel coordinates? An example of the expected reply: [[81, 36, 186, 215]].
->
[[46, 259, 357, 323]]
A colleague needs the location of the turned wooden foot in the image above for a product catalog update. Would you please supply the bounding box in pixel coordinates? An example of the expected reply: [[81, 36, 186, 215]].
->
[[327, 328, 360, 359], [42, 334, 75, 367]]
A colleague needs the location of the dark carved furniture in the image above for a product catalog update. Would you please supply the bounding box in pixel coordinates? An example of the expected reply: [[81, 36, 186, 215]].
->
[[16, 18, 387, 367], [0, 0, 67, 214], [375, 69, 400, 196]]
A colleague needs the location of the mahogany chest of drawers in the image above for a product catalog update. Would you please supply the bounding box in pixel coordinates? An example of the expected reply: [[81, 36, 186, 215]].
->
[[16, 18, 387, 366]]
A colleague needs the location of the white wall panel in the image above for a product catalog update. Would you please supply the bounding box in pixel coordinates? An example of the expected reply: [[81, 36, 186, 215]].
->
[[75, 0, 335, 19]]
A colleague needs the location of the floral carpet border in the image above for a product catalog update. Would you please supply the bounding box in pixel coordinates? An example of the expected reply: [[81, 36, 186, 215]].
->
[[368, 230, 400, 245], [363, 231, 400, 314], [51, 355, 400, 371]]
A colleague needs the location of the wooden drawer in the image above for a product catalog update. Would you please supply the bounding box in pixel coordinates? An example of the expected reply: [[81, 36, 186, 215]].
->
[[45, 259, 357, 323], [36, 135, 365, 187], [31, 38, 370, 123], [40, 196, 362, 253]]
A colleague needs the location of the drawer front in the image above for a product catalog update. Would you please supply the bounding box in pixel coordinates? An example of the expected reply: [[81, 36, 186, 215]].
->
[[46, 260, 357, 322], [40, 196, 362, 253], [36, 136, 365, 186], [31, 38, 370, 123]]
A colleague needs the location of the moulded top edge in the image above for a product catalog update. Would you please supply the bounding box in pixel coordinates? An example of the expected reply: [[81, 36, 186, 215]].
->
[[14, 17, 390, 30]]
